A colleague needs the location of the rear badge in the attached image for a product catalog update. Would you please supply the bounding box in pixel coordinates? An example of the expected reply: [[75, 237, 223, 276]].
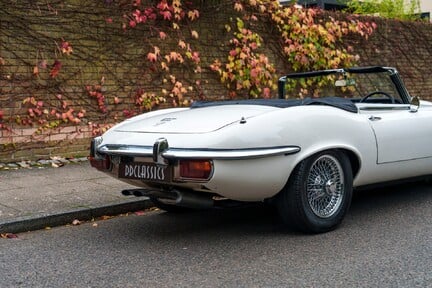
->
[[154, 117, 177, 126], [118, 162, 171, 182]]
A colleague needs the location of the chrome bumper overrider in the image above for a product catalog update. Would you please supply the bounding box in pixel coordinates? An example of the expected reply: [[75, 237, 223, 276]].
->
[[94, 137, 300, 160]]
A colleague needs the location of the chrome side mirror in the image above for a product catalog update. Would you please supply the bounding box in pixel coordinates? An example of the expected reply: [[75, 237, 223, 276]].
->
[[410, 96, 420, 113]]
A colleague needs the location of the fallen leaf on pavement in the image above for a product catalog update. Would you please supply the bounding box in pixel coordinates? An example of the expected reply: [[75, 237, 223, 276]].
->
[[134, 210, 146, 216], [72, 219, 81, 225], [1, 233, 18, 239], [51, 162, 64, 168]]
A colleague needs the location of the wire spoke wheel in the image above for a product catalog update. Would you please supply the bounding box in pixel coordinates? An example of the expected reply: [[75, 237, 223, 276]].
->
[[277, 150, 353, 233], [306, 155, 344, 218]]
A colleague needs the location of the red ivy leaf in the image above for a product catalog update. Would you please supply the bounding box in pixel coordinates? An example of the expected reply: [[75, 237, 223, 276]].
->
[[160, 10, 172, 20], [159, 31, 167, 39], [263, 87, 271, 98], [60, 40, 73, 55], [50, 60, 62, 78], [147, 52, 157, 62], [157, 0, 169, 10]]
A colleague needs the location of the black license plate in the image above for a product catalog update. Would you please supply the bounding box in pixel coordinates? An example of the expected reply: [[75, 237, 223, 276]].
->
[[118, 162, 171, 182]]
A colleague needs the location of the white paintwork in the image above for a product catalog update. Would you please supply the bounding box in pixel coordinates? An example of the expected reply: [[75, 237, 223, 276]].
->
[[358, 103, 432, 163], [115, 105, 277, 133], [98, 99, 432, 202]]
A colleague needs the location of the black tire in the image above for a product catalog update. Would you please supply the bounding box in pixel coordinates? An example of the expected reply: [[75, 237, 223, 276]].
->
[[149, 197, 192, 213], [277, 150, 353, 233]]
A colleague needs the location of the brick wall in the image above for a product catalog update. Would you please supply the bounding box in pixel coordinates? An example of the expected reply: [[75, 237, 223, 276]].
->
[[344, 17, 432, 98], [1, 1, 432, 162]]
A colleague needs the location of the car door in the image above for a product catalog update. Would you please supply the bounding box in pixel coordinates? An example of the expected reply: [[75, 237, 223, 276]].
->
[[360, 104, 432, 164]]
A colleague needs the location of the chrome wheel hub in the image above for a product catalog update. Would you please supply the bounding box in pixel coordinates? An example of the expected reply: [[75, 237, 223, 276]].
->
[[306, 155, 344, 218], [325, 179, 337, 196]]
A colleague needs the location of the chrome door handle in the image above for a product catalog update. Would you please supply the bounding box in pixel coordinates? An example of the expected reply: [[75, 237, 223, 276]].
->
[[369, 116, 382, 121]]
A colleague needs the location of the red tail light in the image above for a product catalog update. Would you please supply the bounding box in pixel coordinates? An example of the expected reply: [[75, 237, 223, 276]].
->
[[179, 160, 213, 180]]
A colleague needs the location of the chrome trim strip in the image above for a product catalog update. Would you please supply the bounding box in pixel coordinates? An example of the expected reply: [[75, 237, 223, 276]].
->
[[98, 145, 300, 160], [356, 104, 410, 111], [99, 145, 153, 156], [163, 147, 300, 159]]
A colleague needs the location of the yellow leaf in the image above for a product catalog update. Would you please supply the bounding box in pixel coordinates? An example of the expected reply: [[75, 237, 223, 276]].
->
[[187, 10, 199, 21], [178, 40, 186, 49], [234, 2, 243, 12]]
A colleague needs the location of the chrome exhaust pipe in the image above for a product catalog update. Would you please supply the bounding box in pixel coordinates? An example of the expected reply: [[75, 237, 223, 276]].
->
[[121, 188, 214, 209]]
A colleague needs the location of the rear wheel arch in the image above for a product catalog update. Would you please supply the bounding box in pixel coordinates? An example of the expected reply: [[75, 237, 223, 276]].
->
[[292, 147, 361, 180], [338, 148, 361, 179]]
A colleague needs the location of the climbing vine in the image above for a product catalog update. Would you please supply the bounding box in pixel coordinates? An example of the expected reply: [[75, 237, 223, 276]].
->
[[17, 95, 86, 134], [210, 0, 376, 98], [121, 0, 203, 110], [0, 0, 377, 145], [210, 17, 277, 98]]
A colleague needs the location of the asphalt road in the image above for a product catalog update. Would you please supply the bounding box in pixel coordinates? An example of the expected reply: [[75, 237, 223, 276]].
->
[[1, 183, 431, 288]]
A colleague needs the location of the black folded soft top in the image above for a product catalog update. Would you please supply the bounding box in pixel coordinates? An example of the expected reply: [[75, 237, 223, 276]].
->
[[191, 97, 358, 113]]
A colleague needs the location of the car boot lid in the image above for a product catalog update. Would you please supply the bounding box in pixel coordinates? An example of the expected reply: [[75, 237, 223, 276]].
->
[[114, 105, 278, 133]]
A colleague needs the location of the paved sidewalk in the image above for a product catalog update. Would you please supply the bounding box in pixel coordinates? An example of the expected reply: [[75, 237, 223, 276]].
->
[[0, 161, 152, 233]]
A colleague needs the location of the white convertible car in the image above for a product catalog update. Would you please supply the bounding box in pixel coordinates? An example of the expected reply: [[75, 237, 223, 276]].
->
[[90, 66, 432, 233]]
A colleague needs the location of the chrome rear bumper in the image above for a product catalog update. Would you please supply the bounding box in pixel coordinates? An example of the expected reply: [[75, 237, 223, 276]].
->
[[94, 137, 300, 160]]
